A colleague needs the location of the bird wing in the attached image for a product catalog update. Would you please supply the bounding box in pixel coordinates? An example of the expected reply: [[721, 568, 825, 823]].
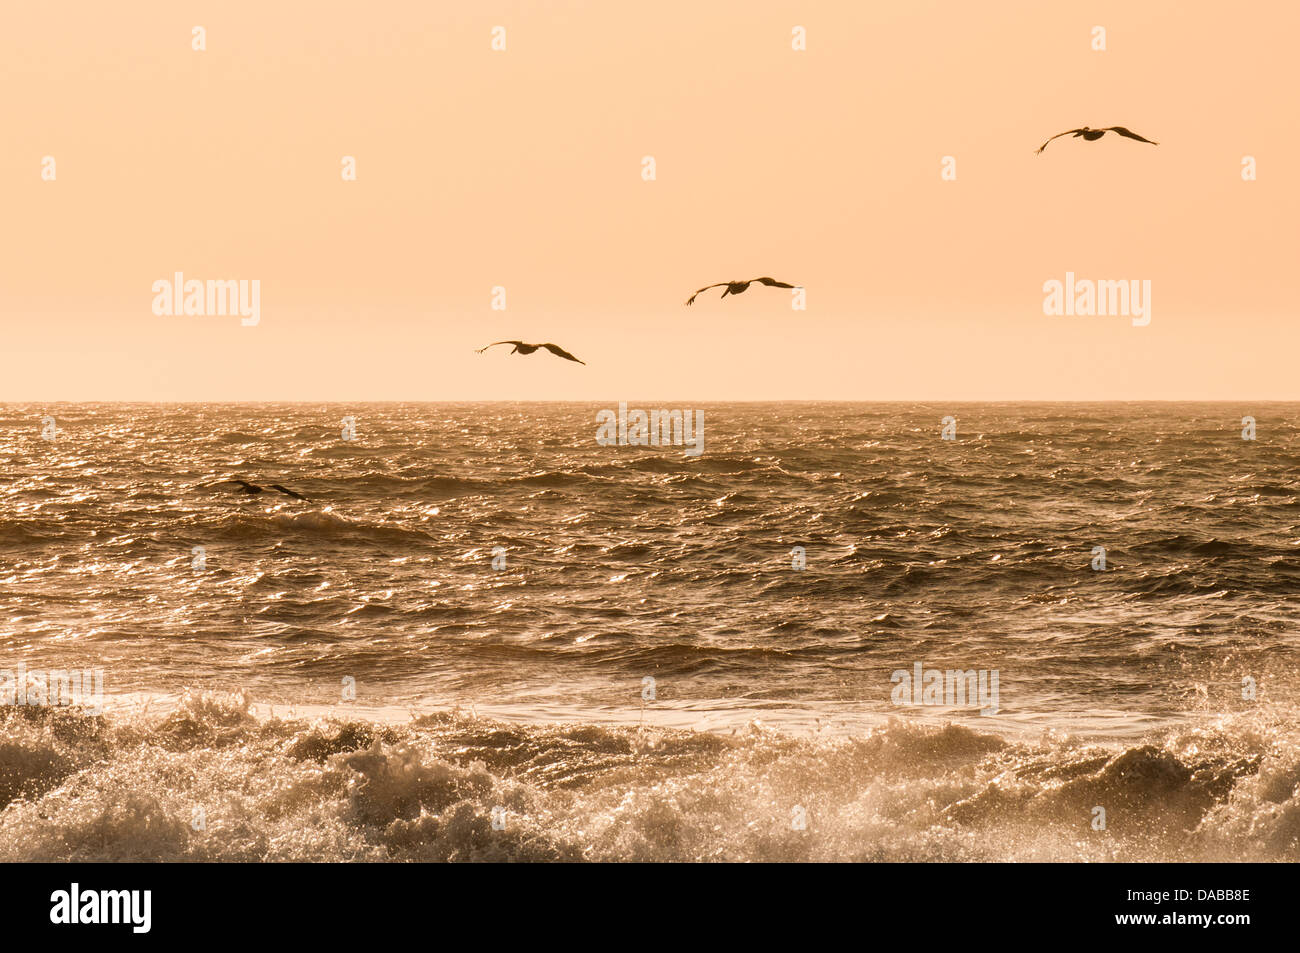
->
[[208, 479, 256, 490], [475, 341, 523, 354], [268, 484, 307, 500], [685, 283, 727, 306], [1104, 126, 1158, 145], [541, 343, 585, 365], [1035, 129, 1085, 154], [752, 277, 796, 288]]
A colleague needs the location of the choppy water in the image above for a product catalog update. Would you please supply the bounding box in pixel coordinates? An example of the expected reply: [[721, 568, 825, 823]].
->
[[2, 402, 1298, 860]]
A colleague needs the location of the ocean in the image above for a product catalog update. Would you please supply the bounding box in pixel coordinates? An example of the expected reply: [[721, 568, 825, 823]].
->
[[1, 402, 1297, 861]]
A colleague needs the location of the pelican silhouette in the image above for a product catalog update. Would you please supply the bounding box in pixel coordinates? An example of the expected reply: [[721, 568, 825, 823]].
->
[[209, 479, 308, 501], [1035, 126, 1159, 155], [685, 277, 797, 306], [476, 341, 585, 364]]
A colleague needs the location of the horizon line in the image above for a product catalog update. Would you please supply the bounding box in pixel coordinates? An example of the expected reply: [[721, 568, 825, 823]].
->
[[3, 398, 1298, 405]]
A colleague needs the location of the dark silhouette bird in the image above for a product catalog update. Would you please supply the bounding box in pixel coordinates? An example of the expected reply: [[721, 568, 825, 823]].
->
[[685, 277, 797, 306], [1035, 126, 1159, 155], [475, 341, 585, 364], [210, 480, 308, 501]]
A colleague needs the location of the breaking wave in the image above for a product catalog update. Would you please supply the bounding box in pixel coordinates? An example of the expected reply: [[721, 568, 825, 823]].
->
[[1, 692, 1295, 862]]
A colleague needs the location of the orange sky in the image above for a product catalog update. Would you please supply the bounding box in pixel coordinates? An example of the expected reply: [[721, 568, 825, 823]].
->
[[2, 0, 1296, 400]]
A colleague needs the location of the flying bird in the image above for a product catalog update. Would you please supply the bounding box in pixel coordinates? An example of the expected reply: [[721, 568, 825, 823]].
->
[[475, 341, 586, 364], [685, 277, 797, 306], [1035, 126, 1159, 155], [209, 480, 308, 501]]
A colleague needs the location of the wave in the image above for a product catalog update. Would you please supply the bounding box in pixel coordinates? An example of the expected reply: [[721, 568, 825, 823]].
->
[[0, 519, 63, 546], [0, 692, 1295, 862], [200, 510, 434, 545]]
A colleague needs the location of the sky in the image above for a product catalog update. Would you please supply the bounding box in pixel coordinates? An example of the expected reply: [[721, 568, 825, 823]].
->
[[2, 0, 1297, 401]]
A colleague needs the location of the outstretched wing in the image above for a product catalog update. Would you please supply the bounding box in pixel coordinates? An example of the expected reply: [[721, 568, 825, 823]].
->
[[208, 479, 259, 492], [752, 277, 796, 288], [1104, 126, 1158, 145], [541, 343, 585, 365], [268, 484, 307, 501], [1035, 129, 1085, 155], [685, 283, 727, 306], [475, 341, 523, 354]]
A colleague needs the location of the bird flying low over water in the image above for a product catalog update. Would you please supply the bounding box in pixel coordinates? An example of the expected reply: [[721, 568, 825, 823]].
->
[[475, 341, 586, 364], [209, 480, 308, 500], [685, 277, 797, 306], [1035, 126, 1159, 155]]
